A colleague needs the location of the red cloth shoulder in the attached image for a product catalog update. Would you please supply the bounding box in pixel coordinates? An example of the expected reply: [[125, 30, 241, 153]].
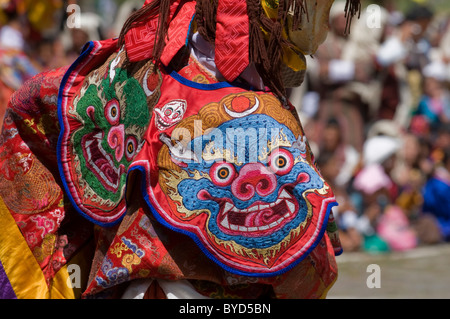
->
[[0, 66, 94, 284]]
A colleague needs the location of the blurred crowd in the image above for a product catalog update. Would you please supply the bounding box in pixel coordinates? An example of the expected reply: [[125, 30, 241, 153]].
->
[[295, 0, 450, 253], [0, 0, 143, 127], [0, 0, 449, 254]]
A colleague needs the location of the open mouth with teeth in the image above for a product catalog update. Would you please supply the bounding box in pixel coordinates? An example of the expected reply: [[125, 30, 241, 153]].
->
[[217, 188, 298, 237], [155, 118, 171, 131], [81, 130, 124, 192]]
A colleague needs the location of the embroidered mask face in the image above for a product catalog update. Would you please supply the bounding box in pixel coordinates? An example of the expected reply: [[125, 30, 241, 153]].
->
[[162, 115, 321, 244], [154, 99, 186, 131], [70, 66, 150, 208], [155, 93, 332, 274]]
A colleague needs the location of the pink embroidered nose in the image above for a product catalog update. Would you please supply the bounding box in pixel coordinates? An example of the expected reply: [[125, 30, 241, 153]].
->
[[107, 124, 125, 161], [231, 163, 277, 201]]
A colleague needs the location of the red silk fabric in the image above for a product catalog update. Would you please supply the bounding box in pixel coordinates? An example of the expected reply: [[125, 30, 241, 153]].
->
[[215, 0, 250, 82]]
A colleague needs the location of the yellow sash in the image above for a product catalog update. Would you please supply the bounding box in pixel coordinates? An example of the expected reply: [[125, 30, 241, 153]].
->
[[0, 196, 75, 299]]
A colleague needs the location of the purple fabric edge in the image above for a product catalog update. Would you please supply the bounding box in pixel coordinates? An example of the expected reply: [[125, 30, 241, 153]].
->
[[0, 259, 17, 299]]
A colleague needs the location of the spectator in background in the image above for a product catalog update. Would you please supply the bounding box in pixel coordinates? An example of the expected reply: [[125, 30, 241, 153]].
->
[[351, 135, 418, 252], [305, 0, 375, 153], [376, 4, 435, 129], [317, 149, 362, 252], [361, 135, 402, 200], [421, 148, 450, 242], [351, 163, 391, 253], [111, 0, 144, 38], [394, 133, 428, 214], [0, 3, 39, 129], [413, 61, 450, 126], [341, 1, 391, 126], [60, 12, 104, 62], [301, 2, 449, 254], [318, 118, 361, 189], [33, 36, 70, 71], [0, 5, 25, 52]]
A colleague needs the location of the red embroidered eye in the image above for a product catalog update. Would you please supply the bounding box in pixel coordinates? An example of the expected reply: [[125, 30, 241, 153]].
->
[[164, 108, 172, 116], [210, 162, 236, 187], [268, 148, 294, 175], [105, 99, 120, 125], [125, 136, 137, 161]]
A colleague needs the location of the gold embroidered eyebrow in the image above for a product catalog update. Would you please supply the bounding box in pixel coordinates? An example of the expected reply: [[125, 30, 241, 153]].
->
[[258, 129, 292, 162]]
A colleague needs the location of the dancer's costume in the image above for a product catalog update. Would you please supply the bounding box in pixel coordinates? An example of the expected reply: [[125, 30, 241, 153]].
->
[[0, 0, 360, 299]]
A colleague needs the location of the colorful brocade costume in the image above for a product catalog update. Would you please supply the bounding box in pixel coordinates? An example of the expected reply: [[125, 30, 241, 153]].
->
[[0, 0, 360, 299]]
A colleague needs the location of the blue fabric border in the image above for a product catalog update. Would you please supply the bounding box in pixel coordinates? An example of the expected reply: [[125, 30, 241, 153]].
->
[[165, 65, 266, 93], [128, 164, 338, 278], [167, 67, 234, 91], [56, 41, 125, 228], [185, 13, 196, 48]]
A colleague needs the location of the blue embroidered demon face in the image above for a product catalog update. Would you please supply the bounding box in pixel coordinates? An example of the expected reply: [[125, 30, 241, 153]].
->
[[161, 114, 325, 250]]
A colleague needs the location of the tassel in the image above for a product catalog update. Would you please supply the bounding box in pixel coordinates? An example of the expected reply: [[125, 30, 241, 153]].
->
[[248, 0, 294, 99], [267, 20, 285, 96], [286, 0, 308, 30], [269, 0, 288, 98], [247, 0, 269, 70], [344, 0, 361, 34], [153, 0, 171, 60]]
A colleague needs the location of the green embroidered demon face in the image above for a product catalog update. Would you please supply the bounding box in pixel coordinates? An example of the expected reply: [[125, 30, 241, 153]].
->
[[70, 67, 150, 205]]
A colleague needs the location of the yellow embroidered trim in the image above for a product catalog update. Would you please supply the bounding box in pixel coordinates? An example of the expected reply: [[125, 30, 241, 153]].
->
[[0, 196, 75, 299]]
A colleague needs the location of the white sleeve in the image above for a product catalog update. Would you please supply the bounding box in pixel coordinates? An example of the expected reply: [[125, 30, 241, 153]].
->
[[376, 36, 408, 67], [157, 279, 211, 299], [121, 278, 154, 299], [328, 59, 355, 82]]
